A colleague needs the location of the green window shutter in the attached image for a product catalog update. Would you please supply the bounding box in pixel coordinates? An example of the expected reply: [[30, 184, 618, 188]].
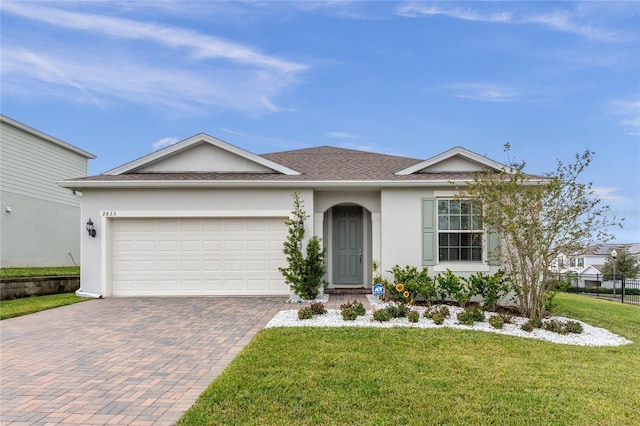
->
[[487, 228, 501, 266], [422, 198, 436, 266]]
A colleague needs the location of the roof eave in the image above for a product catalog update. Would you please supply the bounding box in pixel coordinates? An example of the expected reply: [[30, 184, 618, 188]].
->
[[58, 179, 472, 190], [1, 114, 96, 159]]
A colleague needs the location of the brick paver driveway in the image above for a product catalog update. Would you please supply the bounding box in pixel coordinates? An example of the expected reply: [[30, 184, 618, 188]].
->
[[1, 297, 287, 425]]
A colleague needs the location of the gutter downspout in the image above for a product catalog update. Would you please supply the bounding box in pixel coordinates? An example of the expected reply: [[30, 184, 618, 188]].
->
[[75, 289, 102, 298]]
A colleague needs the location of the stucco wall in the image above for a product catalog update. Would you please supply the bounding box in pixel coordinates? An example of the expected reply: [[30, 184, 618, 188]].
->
[[380, 187, 497, 280], [380, 188, 428, 272], [78, 187, 313, 296]]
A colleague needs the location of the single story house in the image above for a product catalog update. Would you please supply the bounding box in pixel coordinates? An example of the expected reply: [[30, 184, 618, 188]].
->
[[61, 134, 509, 298], [1, 114, 95, 268]]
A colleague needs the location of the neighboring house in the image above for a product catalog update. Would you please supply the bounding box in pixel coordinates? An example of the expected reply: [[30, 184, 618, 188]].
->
[[552, 243, 640, 287], [0, 115, 95, 268], [61, 134, 520, 298]]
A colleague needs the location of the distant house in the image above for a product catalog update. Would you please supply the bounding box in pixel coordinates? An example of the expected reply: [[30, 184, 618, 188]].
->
[[551, 243, 640, 287], [61, 134, 531, 298], [0, 115, 95, 268]]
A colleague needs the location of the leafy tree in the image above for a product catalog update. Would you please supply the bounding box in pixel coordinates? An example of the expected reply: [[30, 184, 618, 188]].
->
[[464, 147, 622, 318], [601, 249, 640, 279], [279, 192, 327, 300]]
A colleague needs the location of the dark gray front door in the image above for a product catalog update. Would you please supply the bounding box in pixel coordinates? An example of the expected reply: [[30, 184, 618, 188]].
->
[[333, 206, 363, 285]]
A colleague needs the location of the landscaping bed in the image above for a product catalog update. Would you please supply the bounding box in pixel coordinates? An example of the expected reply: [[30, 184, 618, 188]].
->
[[266, 295, 631, 347]]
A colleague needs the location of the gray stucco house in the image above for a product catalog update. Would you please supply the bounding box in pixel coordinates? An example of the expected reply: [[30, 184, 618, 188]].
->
[[62, 133, 508, 298], [0, 115, 95, 268]]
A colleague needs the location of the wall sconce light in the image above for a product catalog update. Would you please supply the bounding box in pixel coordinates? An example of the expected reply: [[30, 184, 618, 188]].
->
[[86, 219, 96, 238]]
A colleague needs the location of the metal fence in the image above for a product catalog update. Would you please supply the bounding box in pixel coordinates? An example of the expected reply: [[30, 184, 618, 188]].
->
[[553, 273, 640, 306]]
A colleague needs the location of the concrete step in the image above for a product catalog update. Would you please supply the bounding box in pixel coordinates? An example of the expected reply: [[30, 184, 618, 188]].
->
[[325, 287, 371, 295]]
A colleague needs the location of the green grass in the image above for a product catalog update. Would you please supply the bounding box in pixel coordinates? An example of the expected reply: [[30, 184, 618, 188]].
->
[[0, 292, 89, 320], [179, 293, 639, 426], [0, 266, 80, 279]]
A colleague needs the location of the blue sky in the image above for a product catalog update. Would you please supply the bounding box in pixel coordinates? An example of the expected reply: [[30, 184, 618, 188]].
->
[[2, 1, 638, 242]]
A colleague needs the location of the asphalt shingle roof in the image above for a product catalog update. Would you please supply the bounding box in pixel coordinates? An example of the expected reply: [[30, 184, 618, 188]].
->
[[70, 146, 493, 183]]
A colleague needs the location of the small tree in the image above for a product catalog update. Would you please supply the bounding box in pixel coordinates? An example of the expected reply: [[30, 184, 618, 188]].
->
[[464, 147, 622, 318], [602, 249, 640, 279], [279, 192, 327, 300]]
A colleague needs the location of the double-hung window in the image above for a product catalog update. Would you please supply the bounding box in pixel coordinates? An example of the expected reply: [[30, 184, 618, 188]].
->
[[437, 199, 483, 262]]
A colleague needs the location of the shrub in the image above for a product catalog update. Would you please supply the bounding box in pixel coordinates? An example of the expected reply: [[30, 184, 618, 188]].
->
[[436, 269, 467, 305], [565, 320, 584, 334], [488, 314, 504, 329], [386, 303, 409, 318], [425, 305, 450, 320], [456, 306, 485, 325], [521, 321, 534, 332], [279, 193, 327, 300], [467, 270, 510, 312], [341, 308, 358, 321], [373, 309, 391, 322], [544, 319, 584, 334], [544, 319, 565, 334], [340, 300, 365, 316], [298, 307, 313, 320], [530, 317, 543, 329], [431, 312, 445, 325], [310, 302, 327, 315], [388, 264, 437, 304], [408, 310, 420, 323], [499, 313, 513, 324]]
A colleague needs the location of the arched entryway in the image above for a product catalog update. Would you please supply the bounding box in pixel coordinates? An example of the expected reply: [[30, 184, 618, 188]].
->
[[320, 203, 376, 290]]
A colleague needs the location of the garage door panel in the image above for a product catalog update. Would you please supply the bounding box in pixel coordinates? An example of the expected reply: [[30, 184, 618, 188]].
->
[[203, 240, 222, 251], [224, 220, 244, 232], [112, 217, 288, 296]]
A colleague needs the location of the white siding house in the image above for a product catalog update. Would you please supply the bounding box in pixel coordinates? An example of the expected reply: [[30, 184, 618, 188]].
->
[[0, 115, 95, 267]]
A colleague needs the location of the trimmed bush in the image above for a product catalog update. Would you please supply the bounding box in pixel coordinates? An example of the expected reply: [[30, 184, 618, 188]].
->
[[488, 314, 504, 329], [373, 309, 391, 322], [310, 302, 327, 315], [457, 306, 485, 325], [298, 307, 313, 320], [341, 308, 358, 321]]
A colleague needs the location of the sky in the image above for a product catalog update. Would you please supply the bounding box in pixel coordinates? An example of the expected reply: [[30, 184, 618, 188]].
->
[[1, 1, 638, 242]]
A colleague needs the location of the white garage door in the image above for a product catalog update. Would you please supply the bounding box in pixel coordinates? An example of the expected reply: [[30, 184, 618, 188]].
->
[[111, 217, 288, 296]]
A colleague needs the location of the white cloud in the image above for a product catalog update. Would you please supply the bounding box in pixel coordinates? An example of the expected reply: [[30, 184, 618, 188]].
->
[[152, 137, 179, 151], [1, 46, 296, 114], [1, 2, 307, 73], [397, 3, 511, 23], [0, 2, 308, 115], [591, 187, 629, 203], [607, 99, 640, 136], [397, 2, 629, 42], [448, 83, 517, 102], [326, 131, 358, 139]]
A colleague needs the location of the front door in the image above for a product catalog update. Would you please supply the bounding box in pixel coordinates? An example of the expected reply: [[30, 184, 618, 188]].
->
[[332, 206, 363, 285]]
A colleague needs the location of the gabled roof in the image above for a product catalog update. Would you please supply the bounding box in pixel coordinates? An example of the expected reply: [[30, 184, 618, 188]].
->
[[583, 243, 640, 256], [0, 114, 96, 159], [578, 265, 604, 275], [105, 133, 300, 176], [395, 146, 511, 175], [61, 140, 541, 190]]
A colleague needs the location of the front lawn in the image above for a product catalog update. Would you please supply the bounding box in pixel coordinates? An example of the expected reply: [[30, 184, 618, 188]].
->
[[0, 292, 89, 320], [179, 293, 639, 425]]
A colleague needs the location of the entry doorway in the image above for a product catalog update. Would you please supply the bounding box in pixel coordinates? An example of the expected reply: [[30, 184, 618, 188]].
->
[[332, 205, 363, 286]]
